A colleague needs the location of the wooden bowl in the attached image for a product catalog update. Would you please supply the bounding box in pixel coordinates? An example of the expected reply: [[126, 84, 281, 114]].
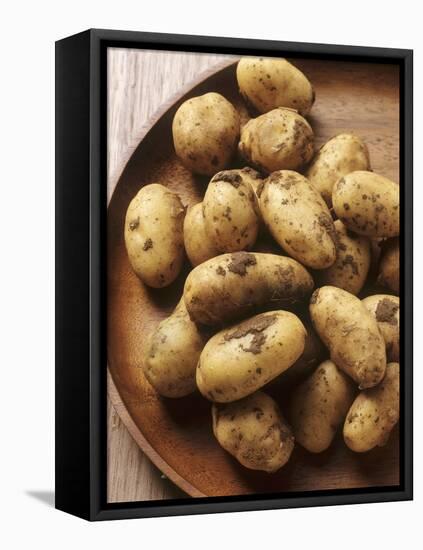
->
[[108, 58, 400, 498]]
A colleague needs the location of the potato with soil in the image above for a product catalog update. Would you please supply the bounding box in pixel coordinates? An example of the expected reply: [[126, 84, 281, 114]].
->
[[236, 57, 315, 116], [143, 299, 210, 398], [172, 92, 240, 176], [362, 295, 399, 362], [124, 183, 185, 288], [290, 360, 355, 453], [203, 170, 260, 252], [377, 237, 400, 294], [212, 391, 294, 472], [259, 171, 337, 269], [239, 108, 314, 173], [310, 286, 386, 388], [197, 311, 306, 402], [344, 362, 400, 452], [184, 252, 314, 326], [184, 202, 219, 267], [332, 171, 399, 238], [305, 134, 371, 206], [315, 220, 371, 294]]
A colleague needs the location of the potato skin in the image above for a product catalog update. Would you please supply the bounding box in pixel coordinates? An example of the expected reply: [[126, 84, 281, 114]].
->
[[172, 92, 240, 176], [316, 220, 371, 294], [197, 311, 306, 402], [184, 203, 219, 267], [143, 299, 209, 398], [378, 238, 399, 294], [310, 286, 386, 388], [203, 170, 260, 252], [290, 360, 356, 453], [332, 171, 399, 238], [184, 252, 314, 326], [259, 171, 337, 269], [305, 134, 370, 206], [212, 391, 294, 472], [362, 295, 399, 362], [124, 184, 185, 288], [239, 108, 314, 173], [344, 363, 399, 452], [236, 57, 314, 116]]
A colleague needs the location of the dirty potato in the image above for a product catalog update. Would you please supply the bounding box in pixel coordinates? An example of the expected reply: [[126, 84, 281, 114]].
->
[[362, 295, 399, 362], [310, 286, 386, 388], [236, 57, 315, 116], [143, 299, 210, 398], [290, 360, 356, 453], [305, 134, 371, 206], [212, 391, 295, 472], [197, 311, 306, 402], [124, 183, 185, 288], [258, 170, 337, 269], [344, 363, 400, 452], [172, 92, 240, 176], [184, 202, 219, 267], [316, 220, 371, 294], [332, 171, 399, 238], [184, 252, 314, 326], [377, 237, 400, 294], [239, 108, 314, 173], [203, 170, 260, 252]]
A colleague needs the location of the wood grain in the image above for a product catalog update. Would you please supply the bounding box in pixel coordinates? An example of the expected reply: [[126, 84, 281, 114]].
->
[[107, 49, 400, 502]]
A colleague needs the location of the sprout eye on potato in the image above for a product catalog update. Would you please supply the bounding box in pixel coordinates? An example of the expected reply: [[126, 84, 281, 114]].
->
[[212, 391, 295, 472], [362, 295, 400, 362], [377, 237, 400, 294], [310, 286, 386, 389], [332, 171, 399, 238], [343, 363, 400, 452], [290, 360, 356, 453], [259, 170, 337, 269], [236, 57, 315, 116], [143, 299, 210, 398], [203, 170, 260, 252], [184, 252, 314, 326], [305, 134, 371, 206], [124, 183, 185, 288], [315, 219, 371, 295], [197, 311, 306, 402], [172, 92, 240, 176], [239, 108, 314, 173]]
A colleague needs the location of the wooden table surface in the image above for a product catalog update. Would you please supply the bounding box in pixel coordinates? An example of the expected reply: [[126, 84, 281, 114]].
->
[[107, 48, 234, 503]]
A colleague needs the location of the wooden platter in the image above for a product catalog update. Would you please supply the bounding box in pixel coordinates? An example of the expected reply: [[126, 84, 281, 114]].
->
[[108, 57, 400, 498]]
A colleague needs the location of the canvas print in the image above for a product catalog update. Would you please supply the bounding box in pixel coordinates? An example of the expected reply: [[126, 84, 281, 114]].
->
[[107, 47, 400, 503]]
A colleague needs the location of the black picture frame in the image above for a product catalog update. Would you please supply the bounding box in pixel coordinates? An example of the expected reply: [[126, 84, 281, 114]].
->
[[55, 28, 413, 521]]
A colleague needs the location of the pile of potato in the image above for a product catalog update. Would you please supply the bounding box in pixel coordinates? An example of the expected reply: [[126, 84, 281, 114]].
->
[[124, 57, 400, 474]]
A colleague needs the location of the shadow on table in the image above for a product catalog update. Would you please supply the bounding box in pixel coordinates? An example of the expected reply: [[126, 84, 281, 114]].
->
[[26, 490, 55, 508]]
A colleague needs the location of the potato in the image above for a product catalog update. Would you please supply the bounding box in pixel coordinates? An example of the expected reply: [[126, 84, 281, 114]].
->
[[239, 108, 314, 173], [290, 360, 356, 453], [184, 252, 314, 326], [362, 295, 399, 362], [184, 202, 219, 267], [237, 166, 264, 197], [344, 362, 399, 452], [212, 391, 294, 472], [172, 92, 240, 176], [197, 311, 306, 402], [310, 286, 386, 388], [236, 57, 314, 116], [332, 171, 399, 238], [143, 299, 209, 398], [124, 183, 185, 288], [377, 237, 399, 294], [203, 170, 260, 252], [259, 170, 337, 269], [315, 220, 371, 294], [305, 134, 371, 206]]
